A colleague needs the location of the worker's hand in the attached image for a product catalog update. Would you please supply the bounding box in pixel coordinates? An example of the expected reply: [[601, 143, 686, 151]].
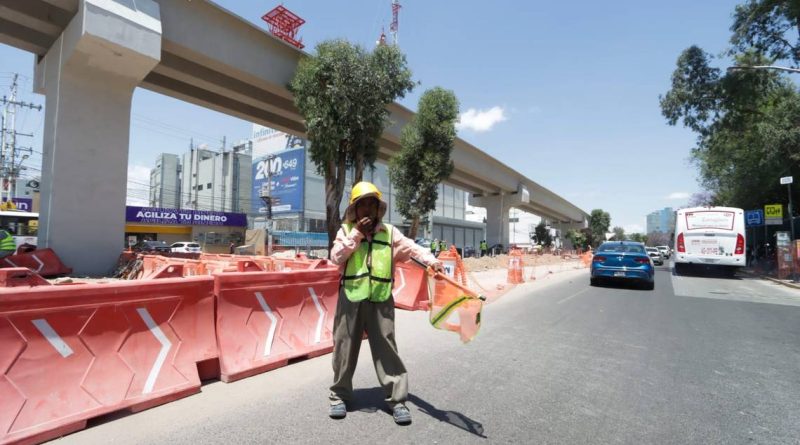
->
[[356, 216, 373, 234], [430, 261, 444, 273]]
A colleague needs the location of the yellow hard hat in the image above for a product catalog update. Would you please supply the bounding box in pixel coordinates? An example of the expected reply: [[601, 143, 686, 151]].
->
[[345, 181, 387, 222], [349, 181, 382, 204]]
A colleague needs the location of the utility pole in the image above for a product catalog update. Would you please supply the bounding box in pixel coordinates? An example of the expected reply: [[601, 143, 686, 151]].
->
[[781, 176, 796, 282], [0, 74, 41, 203]]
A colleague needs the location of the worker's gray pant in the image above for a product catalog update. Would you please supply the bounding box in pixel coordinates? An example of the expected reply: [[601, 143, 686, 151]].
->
[[329, 288, 408, 409]]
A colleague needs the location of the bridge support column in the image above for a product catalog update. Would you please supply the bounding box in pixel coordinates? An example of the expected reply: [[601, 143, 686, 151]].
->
[[34, 0, 161, 275], [552, 219, 588, 250], [469, 193, 519, 249]]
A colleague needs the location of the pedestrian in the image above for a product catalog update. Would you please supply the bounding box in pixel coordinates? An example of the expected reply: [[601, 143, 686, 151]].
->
[[328, 181, 443, 425], [229, 241, 236, 254], [0, 227, 16, 258], [440, 239, 448, 252], [480, 239, 488, 257], [431, 238, 439, 257]]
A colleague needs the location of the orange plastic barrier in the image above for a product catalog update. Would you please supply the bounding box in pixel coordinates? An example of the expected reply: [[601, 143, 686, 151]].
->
[[0, 248, 72, 277], [393, 261, 429, 311], [580, 251, 593, 268], [438, 246, 468, 286], [0, 268, 217, 445], [214, 266, 340, 382], [507, 248, 525, 284]]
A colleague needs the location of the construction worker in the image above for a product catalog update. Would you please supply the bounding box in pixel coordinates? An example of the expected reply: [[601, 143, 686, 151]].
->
[[480, 240, 488, 257], [328, 181, 443, 425], [440, 239, 448, 252], [432, 238, 440, 257], [0, 227, 16, 258]]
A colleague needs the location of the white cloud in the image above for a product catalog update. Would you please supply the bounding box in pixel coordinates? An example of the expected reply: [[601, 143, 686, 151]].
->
[[127, 164, 151, 206], [666, 192, 690, 200], [456, 106, 507, 132]]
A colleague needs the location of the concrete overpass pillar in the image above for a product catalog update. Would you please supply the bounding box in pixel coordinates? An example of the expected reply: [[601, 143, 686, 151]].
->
[[552, 219, 588, 250], [34, 0, 161, 275], [470, 193, 514, 248]]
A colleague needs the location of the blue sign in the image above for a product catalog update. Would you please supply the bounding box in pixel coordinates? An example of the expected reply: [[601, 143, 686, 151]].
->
[[251, 147, 305, 215], [125, 206, 247, 227], [745, 209, 764, 227], [1, 198, 33, 211]]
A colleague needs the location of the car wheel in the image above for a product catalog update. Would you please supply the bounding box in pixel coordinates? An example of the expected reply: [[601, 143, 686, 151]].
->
[[674, 263, 685, 275]]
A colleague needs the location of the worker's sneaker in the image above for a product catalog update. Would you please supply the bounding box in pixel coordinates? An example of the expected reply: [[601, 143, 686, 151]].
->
[[329, 402, 346, 419], [392, 405, 412, 425]]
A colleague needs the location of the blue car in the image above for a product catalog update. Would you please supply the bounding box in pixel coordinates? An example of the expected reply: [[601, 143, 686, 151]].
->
[[590, 241, 655, 290]]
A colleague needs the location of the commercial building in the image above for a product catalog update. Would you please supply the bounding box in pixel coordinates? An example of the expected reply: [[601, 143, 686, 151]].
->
[[124, 205, 247, 252], [646, 207, 676, 234], [149, 153, 181, 208], [180, 144, 252, 213], [249, 125, 486, 250]]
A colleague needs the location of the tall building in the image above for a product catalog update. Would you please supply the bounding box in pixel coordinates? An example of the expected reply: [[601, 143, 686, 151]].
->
[[149, 153, 181, 208], [180, 143, 252, 213], [647, 207, 676, 234], [248, 124, 486, 248]]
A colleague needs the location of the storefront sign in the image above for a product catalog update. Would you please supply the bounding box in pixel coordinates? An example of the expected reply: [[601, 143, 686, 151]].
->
[[1, 197, 33, 211], [765, 204, 783, 225], [252, 147, 305, 215], [125, 206, 247, 227]]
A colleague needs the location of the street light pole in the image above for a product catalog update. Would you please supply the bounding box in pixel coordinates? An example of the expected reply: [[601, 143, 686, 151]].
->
[[782, 176, 796, 282]]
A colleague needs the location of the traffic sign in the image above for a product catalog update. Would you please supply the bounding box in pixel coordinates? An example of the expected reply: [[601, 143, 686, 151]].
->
[[780, 176, 793, 185], [745, 209, 763, 227], [765, 203, 784, 225]]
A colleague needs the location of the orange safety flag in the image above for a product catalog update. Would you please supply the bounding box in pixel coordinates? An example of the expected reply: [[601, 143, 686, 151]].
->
[[425, 268, 486, 343]]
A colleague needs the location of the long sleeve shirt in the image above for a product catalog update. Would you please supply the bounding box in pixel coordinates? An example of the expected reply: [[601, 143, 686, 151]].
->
[[330, 222, 441, 271]]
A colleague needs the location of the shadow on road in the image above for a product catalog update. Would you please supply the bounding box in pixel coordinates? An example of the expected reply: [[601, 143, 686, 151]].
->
[[408, 394, 486, 439], [671, 264, 741, 280], [351, 388, 486, 438]]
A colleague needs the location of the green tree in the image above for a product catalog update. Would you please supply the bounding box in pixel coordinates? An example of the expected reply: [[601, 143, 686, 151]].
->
[[588, 209, 611, 247], [565, 229, 588, 250], [534, 221, 553, 248], [389, 87, 459, 239], [611, 226, 626, 241], [629, 233, 648, 244], [660, 1, 800, 211], [289, 40, 415, 247]]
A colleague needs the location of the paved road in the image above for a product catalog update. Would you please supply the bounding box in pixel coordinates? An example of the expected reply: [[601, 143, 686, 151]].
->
[[54, 265, 800, 444]]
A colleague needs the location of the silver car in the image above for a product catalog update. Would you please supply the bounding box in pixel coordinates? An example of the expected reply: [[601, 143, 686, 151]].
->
[[656, 245, 670, 259], [645, 247, 664, 265]]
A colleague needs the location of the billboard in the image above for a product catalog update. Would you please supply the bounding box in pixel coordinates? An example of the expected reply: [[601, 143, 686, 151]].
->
[[252, 147, 305, 215], [125, 206, 247, 227], [1, 198, 33, 212]]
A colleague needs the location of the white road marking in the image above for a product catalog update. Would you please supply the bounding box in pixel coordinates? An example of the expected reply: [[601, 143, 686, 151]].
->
[[255, 292, 278, 356], [557, 288, 589, 305], [308, 288, 324, 344], [137, 308, 172, 394], [32, 318, 74, 358]]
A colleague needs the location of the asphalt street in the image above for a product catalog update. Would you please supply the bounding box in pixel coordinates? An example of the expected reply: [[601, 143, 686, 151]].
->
[[53, 264, 800, 444]]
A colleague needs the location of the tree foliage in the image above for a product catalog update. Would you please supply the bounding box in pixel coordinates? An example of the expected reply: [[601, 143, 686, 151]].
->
[[588, 209, 611, 247], [290, 40, 415, 246], [389, 87, 459, 239], [565, 229, 588, 250], [534, 221, 553, 247], [660, 1, 800, 211], [628, 233, 648, 244], [611, 226, 626, 241]]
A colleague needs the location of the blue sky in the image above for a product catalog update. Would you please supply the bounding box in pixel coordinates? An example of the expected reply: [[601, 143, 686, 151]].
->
[[0, 0, 743, 233]]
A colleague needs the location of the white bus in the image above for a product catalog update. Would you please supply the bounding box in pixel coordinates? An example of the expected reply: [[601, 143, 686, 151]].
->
[[673, 206, 745, 275], [0, 210, 38, 248]]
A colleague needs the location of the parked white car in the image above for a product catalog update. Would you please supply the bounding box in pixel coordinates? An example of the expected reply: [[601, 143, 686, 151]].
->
[[170, 242, 201, 253], [656, 245, 670, 259]]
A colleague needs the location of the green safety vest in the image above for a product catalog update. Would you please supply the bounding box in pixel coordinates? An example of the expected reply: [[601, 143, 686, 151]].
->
[[431, 241, 438, 251], [0, 230, 16, 252], [441, 241, 447, 250], [480, 241, 487, 250], [342, 223, 394, 303]]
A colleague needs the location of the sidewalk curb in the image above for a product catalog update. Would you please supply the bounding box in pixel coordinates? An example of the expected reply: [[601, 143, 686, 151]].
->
[[740, 269, 800, 290]]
